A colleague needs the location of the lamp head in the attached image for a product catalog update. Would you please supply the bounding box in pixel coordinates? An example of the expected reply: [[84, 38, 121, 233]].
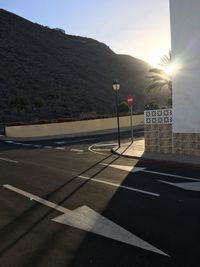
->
[[112, 80, 120, 91]]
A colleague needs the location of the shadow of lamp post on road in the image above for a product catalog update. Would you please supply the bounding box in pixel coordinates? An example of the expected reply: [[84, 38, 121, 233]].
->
[[112, 80, 121, 148]]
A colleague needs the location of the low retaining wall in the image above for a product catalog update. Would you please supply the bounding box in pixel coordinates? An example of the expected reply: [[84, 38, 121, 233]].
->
[[5, 115, 144, 138]]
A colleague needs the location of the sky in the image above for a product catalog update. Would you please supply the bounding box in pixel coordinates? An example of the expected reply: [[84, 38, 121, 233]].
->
[[1, 0, 171, 65]]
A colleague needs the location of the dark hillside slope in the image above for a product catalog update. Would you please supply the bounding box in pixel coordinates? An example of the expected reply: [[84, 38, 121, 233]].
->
[[0, 9, 150, 122]]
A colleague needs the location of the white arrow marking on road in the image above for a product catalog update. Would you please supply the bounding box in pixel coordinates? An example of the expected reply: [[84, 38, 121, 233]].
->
[[102, 164, 199, 181], [159, 180, 200, 191], [3, 184, 167, 256], [101, 163, 146, 173]]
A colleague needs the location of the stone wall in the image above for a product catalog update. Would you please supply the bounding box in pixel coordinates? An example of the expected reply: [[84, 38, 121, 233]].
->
[[173, 133, 200, 156], [144, 109, 200, 156], [145, 124, 172, 154], [144, 109, 172, 153]]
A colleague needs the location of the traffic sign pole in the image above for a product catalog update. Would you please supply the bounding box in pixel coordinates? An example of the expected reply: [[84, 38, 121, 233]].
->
[[130, 105, 133, 142], [127, 95, 134, 143]]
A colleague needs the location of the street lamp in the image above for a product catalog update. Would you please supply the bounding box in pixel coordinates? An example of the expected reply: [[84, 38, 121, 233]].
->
[[112, 80, 120, 147]]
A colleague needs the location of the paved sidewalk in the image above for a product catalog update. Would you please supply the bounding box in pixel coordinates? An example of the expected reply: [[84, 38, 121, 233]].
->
[[112, 138, 200, 166]]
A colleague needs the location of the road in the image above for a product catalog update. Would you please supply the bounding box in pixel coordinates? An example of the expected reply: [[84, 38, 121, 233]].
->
[[0, 131, 200, 267]]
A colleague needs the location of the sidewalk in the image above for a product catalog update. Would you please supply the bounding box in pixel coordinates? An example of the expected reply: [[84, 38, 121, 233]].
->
[[112, 138, 200, 166]]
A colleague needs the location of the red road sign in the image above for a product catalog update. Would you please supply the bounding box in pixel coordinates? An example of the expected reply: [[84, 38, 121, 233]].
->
[[127, 95, 134, 106]]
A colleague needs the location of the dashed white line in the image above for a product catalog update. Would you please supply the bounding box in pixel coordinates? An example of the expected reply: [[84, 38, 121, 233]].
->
[[55, 141, 66, 145], [0, 157, 19, 164], [55, 147, 65, 150], [44, 146, 53, 149], [5, 141, 14, 144], [70, 149, 84, 152]]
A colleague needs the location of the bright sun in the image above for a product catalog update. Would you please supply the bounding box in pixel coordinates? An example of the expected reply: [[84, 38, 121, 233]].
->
[[148, 51, 165, 68], [148, 51, 179, 75]]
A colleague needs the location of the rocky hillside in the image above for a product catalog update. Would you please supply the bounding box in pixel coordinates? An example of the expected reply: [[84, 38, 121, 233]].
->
[[0, 9, 151, 123]]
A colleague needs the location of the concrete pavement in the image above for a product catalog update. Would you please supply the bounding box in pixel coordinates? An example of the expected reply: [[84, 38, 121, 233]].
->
[[112, 138, 200, 166]]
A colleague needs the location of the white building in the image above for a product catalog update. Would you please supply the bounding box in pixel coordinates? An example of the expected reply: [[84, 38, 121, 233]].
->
[[144, 0, 200, 156]]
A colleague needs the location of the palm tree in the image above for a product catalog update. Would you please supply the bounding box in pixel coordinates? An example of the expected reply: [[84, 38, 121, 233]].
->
[[145, 52, 172, 104]]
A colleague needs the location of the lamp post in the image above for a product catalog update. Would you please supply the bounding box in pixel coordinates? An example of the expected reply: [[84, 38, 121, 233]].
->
[[112, 80, 120, 147]]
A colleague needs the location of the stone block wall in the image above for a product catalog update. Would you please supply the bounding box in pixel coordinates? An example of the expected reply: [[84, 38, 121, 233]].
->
[[145, 124, 172, 154], [173, 133, 200, 156], [144, 109, 173, 154], [144, 109, 200, 156]]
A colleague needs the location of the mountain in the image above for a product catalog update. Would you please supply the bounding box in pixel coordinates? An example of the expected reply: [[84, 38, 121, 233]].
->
[[0, 9, 151, 123]]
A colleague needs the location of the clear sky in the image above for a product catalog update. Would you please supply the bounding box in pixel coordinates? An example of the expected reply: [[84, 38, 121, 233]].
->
[[1, 0, 171, 64]]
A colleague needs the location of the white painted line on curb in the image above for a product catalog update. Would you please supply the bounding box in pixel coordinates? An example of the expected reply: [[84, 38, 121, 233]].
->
[[3, 184, 167, 256], [78, 175, 160, 197], [0, 157, 19, 164]]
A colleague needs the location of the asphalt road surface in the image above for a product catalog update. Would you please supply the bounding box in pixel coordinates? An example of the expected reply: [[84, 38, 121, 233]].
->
[[0, 131, 200, 267]]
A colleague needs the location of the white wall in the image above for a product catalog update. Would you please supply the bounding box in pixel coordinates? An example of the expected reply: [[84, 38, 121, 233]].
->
[[170, 0, 200, 133]]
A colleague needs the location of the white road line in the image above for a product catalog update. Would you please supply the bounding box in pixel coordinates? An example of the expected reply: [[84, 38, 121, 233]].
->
[[5, 141, 14, 144], [94, 143, 118, 147], [92, 149, 110, 152], [78, 175, 160, 197], [3, 184, 69, 213], [142, 170, 200, 181], [159, 180, 200, 191], [32, 144, 42, 148], [44, 146, 53, 149], [22, 143, 32, 146], [55, 147, 65, 150], [88, 144, 108, 156], [101, 164, 146, 173], [0, 157, 19, 164], [70, 149, 84, 153], [104, 163, 200, 182]]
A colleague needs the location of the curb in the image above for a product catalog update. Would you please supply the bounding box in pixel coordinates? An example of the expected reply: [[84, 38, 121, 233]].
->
[[111, 148, 200, 168]]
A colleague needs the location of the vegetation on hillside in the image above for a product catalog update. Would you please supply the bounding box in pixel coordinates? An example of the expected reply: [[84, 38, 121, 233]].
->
[[0, 9, 169, 122]]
